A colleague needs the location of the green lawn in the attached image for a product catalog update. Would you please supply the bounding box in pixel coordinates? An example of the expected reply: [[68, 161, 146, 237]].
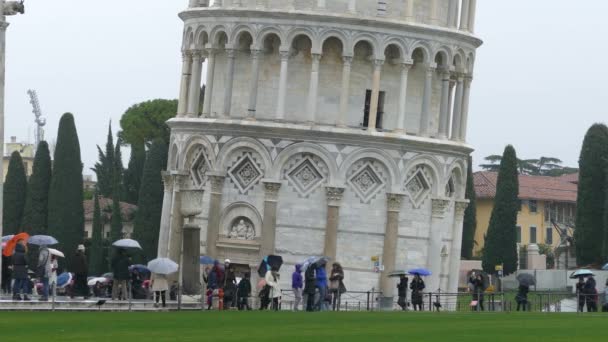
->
[[0, 311, 602, 342]]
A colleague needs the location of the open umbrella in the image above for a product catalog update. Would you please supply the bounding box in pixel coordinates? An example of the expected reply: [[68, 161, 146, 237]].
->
[[200, 255, 215, 265], [570, 269, 595, 279], [48, 248, 65, 258], [57, 272, 73, 288], [408, 268, 432, 276], [112, 239, 142, 249], [388, 270, 409, 278], [87, 277, 109, 286], [2, 233, 29, 257], [102, 272, 114, 280], [602, 263, 608, 271], [516, 273, 536, 287], [300, 256, 330, 273], [129, 264, 151, 275], [2, 235, 14, 242], [28, 235, 58, 246], [147, 258, 179, 275]]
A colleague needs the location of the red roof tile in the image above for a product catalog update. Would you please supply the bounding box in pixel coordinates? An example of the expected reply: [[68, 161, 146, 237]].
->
[[474, 171, 577, 203], [83, 197, 137, 222]]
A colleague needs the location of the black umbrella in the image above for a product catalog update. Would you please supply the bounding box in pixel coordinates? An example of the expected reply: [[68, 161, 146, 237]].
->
[[257, 260, 269, 278], [516, 273, 536, 287], [258, 255, 284, 277]]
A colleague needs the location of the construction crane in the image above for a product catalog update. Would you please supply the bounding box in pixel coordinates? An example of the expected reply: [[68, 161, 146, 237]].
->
[[27, 89, 46, 147]]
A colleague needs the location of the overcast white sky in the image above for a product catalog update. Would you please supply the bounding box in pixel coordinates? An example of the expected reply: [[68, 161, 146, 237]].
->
[[4, 0, 608, 174]]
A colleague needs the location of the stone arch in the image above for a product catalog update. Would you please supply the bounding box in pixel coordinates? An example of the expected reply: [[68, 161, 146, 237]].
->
[[409, 41, 432, 64], [316, 29, 349, 56], [231, 24, 256, 48], [445, 159, 467, 199], [209, 25, 229, 46], [255, 26, 285, 50], [402, 155, 444, 197], [270, 142, 338, 184], [181, 135, 216, 189], [453, 51, 465, 73], [381, 38, 409, 63], [180, 134, 216, 170], [168, 142, 180, 171], [219, 202, 263, 240], [285, 27, 317, 52], [433, 46, 453, 69], [339, 148, 399, 191], [350, 32, 382, 60], [193, 26, 209, 49], [216, 137, 272, 173], [183, 27, 195, 51], [466, 52, 475, 73]]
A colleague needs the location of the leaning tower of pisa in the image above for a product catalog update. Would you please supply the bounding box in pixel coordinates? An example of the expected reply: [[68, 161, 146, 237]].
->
[[160, 0, 482, 305]]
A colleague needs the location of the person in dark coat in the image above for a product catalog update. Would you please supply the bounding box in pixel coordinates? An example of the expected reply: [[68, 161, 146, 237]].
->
[[397, 275, 409, 311], [12, 240, 29, 301], [584, 276, 598, 312], [516, 284, 529, 311], [303, 264, 317, 312], [1, 254, 12, 295], [71, 245, 89, 299], [223, 263, 237, 309], [410, 274, 425, 311], [576, 277, 586, 312], [237, 272, 252, 310], [329, 262, 345, 311], [315, 260, 328, 311], [469, 273, 485, 311], [111, 248, 130, 300]]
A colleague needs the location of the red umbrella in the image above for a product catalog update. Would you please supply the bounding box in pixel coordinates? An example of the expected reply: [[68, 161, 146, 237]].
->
[[2, 233, 29, 257]]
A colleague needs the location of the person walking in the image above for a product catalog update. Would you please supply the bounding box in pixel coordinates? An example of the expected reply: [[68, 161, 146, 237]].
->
[[584, 275, 598, 312], [37, 245, 52, 301], [1, 253, 12, 295], [237, 272, 252, 310], [469, 273, 485, 311], [516, 284, 529, 311], [223, 262, 237, 309], [111, 248, 130, 300], [576, 277, 586, 312], [329, 262, 345, 311], [72, 245, 89, 299], [292, 264, 303, 311], [315, 260, 328, 311], [602, 279, 608, 312], [150, 272, 169, 308], [265, 266, 281, 311], [11, 240, 29, 301], [397, 275, 409, 311], [304, 264, 316, 312], [410, 274, 425, 311]]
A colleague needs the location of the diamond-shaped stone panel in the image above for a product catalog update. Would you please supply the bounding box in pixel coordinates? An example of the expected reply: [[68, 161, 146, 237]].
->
[[228, 155, 263, 194], [348, 164, 385, 204], [405, 170, 431, 207], [287, 158, 324, 197], [189, 148, 210, 188]]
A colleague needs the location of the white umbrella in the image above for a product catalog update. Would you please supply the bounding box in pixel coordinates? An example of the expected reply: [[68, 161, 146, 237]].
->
[[147, 258, 179, 275], [28, 235, 59, 246], [570, 269, 595, 279], [48, 248, 65, 258], [2, 235, 14, 243], [87, 277, 109, 286], [112, 239, 142, 249]]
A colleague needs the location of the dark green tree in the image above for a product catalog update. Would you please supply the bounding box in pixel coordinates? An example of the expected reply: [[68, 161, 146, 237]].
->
[[482, 145, 519, 275], [119, 99, 178, 146], [92, 123, 115, 198], [575, 124, 608, 265], [461, 156, 477, 259], [88, 193, 105, 275], [48, 113, 85, 269], [22, 141, 52, 235], [124, 142, 146, 204], [109, 196, 123, 243], [113, 137, 125, 200], [132, 140, 168, 261], [3, 151, 28, 234]]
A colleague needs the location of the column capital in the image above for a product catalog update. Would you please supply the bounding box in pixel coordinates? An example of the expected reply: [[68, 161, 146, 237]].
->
[[325, 186, 345, 207], [208, 173, 226, 193], [464, 75, 474, 84], [0, 22, 10, 30], [431, 198, 451, 218], [205, 46, 218, 55], [400, 61, 414, 70], [342, 55, 353, 65], [387, 193, 405, 212], [372, 59, 385, 68], [455, 200, 470, 217], [226, 48, 237, 59], [263, 180, 282, 202], [190, 49, 204, 58], [311, 53, 323, 62], [279, 50, 291, 60], [161, 171, 174, 192], [250, 49, 263, 58]]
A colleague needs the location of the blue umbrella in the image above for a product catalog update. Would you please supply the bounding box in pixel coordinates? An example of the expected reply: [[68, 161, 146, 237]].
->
[[200, 255, 215, 265], [28, 235, 59, 246], [408, 268, 432, 276], [57, 272, 73, 288], [129, 264, 150, 275]]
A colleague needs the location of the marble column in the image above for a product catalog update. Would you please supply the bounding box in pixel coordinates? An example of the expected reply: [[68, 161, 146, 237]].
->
[[168, 173, 187, 265], [348, 0, 356, 13], [183, 217, 202, 295], [438, 70, 451, 139], [379, 193, 405, 300], [307, 53, 322, 124], [337, 56, 352, 127], [429, 0, 439, 25], [447, 78, 456, 135], [448, 200, 469, 294], [460, 76, 473, 141], [468, 0, 477, 33], [451, 75, 464, 141], [419, 65, 435, 137], [186, 50, 204, 117], [316, 0, 326, 9], [206, 174, 225, 259], [202, 48, 217, 117], [324, 187, 345, 262], [247, 49, 263, 119], [177, 51, 193, 117], [368, 59, 384, 131], [223, 48, 237, 117], [158, 172, 175, 258], [447, 0, 459, 28], [427, 198, 450, 292], [276, 50, 290, 120], [261, 181, 282, 256], [460, 0, 470, 31], [405, 0, 415, 22], [395, 62, 412, 133]]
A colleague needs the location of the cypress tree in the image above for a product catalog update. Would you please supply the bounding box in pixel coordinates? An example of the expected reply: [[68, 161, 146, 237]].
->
[[92, 123, 115, 198], [113, 138, 125, 200], [482, 145, 519, 275], [22, 141, 52, 235], [133, 140, 168, 261], [3, 151, 28, 234], [89, 193, 105, 276], [575, 124, 608, 265], [109, 196, 123, 243], [461, 156, 477, 259], [124, 142, 145, 204], [48, 113, 85, 268]]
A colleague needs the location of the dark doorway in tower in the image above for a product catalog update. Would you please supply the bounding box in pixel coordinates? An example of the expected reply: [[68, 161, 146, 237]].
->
[[227, 263, 252, 284], [363, 89, 385, 129]]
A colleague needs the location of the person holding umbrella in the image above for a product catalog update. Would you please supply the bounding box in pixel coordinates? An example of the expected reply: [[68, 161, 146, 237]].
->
[[303, 263, 317, 312], [584, 275, 598, 312], [469, 272, 485, 311], [1, 252, 12, 295], [37, 245, 52, 301], [12, 239, 29, 301], [315, 260, 328, 311], [410, 274, 425, 311], [515, 273, 535, 312], [265, 265, 281, 311], [397, 274, 409, 311], [71, 245, 89, 299], [576, 276, 586, 312], [111, 248, 131, 300], [150, 273, 169, 308]]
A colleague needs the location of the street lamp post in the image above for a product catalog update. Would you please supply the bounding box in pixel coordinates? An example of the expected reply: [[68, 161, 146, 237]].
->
[[0, 0, 25, 289]]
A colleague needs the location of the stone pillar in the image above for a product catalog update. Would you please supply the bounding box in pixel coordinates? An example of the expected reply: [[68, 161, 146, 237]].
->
[[348, 0, 356, 13], [428, 198, 450, 292], [429, 0, 439, 25], [323, 187, 345, 262], [438, 70, 451, 139], [379, 193, 405, 302], [168, 174, 187, 265], [186, 50, 204, 117], [276, 50, 290, 120], [395, 62, 412, 133], [202, 48, 217, 117], [177, 51, 192, 117], [158, 172, 175, 258], [460, 0, 470, 31], [367, 59, 384, 132], [468, 0, 477, 33], [247, 49, 263, 119], [307, 53, 322, 124], [183, 220, 202, 295], [448, 200, 468, 294], [261, 181, 282, 256], [447, 0, 459, 28], [451, 75, 464, 141], [206, 174, 225, 259], [405, 0, 415, 22], [460, 76, 473, 141], [337, 56, 352, 127], [419, 65, 435, 137], [223, 48, 237, 117], [447, 77, 456, 133], [316, 0, 326, 9]]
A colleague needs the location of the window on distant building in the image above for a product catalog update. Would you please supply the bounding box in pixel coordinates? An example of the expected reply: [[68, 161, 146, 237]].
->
[[529, 200, 538, 213], [544, 203, 551, 222], [546, 227, 553, 245], [516, 226, 521, 243], [530, 226, 537, 244]]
